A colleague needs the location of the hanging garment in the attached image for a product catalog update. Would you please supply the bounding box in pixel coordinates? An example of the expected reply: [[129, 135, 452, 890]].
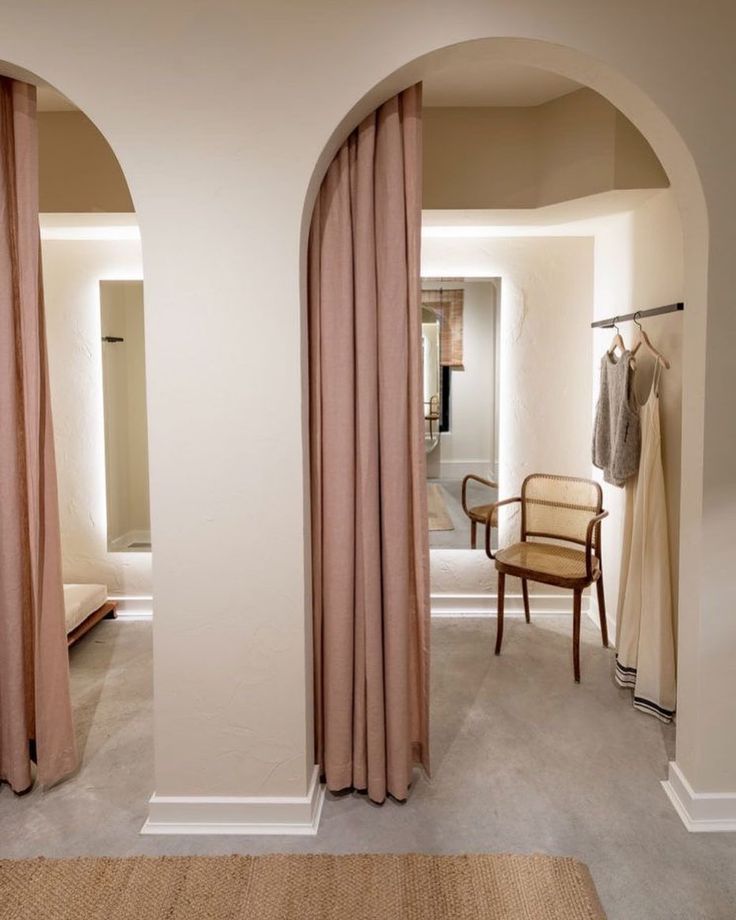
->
[[592, 349, 641, 487], [615, 359, 676, 722]]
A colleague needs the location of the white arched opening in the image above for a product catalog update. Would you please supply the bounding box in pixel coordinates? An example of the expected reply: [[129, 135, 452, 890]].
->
[[300, 36, 711, 828]]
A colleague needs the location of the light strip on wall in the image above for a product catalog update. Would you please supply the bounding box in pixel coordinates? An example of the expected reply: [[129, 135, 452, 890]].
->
[[40, 224, 141, 241], [421, 224, 589, 238]]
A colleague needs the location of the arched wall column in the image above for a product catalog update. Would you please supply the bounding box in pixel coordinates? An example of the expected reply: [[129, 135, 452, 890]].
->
[[2, 0, 733, 835]]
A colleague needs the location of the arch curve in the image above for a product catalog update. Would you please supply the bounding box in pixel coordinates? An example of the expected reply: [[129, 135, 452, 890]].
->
[[299, 35, 710, 784], [0, 58, 138, 214], [300, 37, 708, 251]]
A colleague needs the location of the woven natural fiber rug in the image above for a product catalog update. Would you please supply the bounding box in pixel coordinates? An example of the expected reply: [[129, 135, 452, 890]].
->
[[428, 483, 455, 531], [0, 853, 606, 919]]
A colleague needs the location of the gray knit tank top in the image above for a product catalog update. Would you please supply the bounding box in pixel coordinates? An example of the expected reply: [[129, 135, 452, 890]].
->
[[592, 350, 640, 487]]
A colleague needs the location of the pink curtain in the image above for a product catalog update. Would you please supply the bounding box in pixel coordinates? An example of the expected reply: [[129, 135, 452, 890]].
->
[[308, 84, 430, 804], [0, 78, 77, 792]]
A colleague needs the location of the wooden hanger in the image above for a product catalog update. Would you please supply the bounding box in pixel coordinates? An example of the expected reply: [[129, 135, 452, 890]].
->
[[606, 318, 626, 357], [631, 312, 671, 369]]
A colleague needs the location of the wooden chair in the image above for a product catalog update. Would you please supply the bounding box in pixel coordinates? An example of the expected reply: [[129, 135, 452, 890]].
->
[[461, 474, 499, 549], [424, 394, 440, 439], [484, 473, 609, 682]]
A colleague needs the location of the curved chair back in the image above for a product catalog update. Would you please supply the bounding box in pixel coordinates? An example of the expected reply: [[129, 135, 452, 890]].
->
[[521, 474, 603, 548]]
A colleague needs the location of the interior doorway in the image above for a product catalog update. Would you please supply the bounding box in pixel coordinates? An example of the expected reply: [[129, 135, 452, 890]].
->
[[302, 39, 701, 822], [0, 63, 154, 805]]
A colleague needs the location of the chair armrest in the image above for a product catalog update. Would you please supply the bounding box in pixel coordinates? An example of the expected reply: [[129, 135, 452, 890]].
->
[[461, 474, 499, 516], [585, 511, 609, 580], [484, 497, 522, 560]]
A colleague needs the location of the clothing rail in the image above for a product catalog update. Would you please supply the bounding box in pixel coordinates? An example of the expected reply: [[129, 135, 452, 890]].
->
[[591, 302, 684, 329]]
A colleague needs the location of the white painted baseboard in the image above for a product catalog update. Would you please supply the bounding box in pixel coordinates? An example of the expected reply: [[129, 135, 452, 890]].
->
[[438, 459, 494, 480], [109, 595, 153, 618], [584, 607, 614, 639], [141, 766, 325, 836], [431, 592, 589, 617], [661, 761, 736, 832]]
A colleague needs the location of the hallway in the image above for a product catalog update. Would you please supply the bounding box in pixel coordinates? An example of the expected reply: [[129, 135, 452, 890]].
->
[[1, 618, 734, 919]]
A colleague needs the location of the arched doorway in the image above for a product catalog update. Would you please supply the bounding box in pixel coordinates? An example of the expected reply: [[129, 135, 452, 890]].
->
[[301, 37, 709, 828], [0, 61, 153, 809]]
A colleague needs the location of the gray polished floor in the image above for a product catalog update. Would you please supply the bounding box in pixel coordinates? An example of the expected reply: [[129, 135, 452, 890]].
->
[[1, 618, 734, 919]]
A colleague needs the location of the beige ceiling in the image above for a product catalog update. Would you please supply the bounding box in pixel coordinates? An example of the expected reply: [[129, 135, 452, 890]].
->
[[36, 85, 77, 111], [37, 63, 579, 113], [423, 61, 580, 107]]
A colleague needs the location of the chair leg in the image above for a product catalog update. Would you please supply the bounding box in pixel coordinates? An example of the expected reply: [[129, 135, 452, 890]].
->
[[521, 578, 531, 623], [596, 574, 609, 648], [470, 520, 477, 550], [572, 589, 582, 683], [495, 572, 505, 655]]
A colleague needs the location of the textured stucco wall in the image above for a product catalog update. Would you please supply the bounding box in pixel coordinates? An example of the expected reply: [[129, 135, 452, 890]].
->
[[591, 189, 683, 633], [424, 235, 594, 600]]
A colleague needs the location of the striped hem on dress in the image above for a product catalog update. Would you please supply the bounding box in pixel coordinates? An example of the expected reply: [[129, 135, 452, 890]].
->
[[614, 658, 637, 687], [633, 696, 674, 723], [615, 657, 675, 722]]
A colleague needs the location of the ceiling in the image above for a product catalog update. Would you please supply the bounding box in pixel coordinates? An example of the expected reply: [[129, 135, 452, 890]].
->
[[422, 61, 580, 107], [37, 63, 579, 113], [421, 189, 662, 235], [36, 85, 77, 111]]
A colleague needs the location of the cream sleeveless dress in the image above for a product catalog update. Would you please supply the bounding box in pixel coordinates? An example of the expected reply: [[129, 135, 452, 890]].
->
[[615, 358, 676, 721]]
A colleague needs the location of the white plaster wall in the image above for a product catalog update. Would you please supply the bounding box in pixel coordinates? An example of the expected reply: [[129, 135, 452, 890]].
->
[[591, 189, 683, 633], [423, 236, 594, 497], [424, 237, 594, 597], [2, 2, 732, 804], [42, 227, 151, 597]]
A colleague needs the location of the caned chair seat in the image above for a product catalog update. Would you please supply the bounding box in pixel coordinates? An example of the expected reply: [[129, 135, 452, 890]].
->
[[495, 542, 600, 589], [467, 503, 498, 527]]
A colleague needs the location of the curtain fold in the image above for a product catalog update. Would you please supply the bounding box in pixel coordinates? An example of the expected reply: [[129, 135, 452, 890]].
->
[[0, 77, 77, 792], [308, 83, 429, 804]]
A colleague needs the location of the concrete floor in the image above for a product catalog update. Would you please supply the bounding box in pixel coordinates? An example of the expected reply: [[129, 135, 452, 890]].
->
[[1, 617, 735, 919]]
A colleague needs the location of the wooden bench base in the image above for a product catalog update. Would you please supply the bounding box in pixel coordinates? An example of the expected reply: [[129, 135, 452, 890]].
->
[[67, 601, 118, 648]]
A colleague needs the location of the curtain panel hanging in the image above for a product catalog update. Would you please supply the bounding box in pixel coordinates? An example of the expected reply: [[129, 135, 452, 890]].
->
[[421, 288, 464, 369], [308, 83, 430, 804], [0, 78, 77, 792]]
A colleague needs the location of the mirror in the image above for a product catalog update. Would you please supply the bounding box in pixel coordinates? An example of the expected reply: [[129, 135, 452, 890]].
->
[[423, 279, 499, 549], [100, 280, 151, 552], [422, 307, 441, 453]]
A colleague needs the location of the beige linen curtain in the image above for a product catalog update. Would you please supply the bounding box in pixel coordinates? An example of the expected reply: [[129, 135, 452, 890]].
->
[[308, 84, 430, 804], [0, 78, 77, 792]]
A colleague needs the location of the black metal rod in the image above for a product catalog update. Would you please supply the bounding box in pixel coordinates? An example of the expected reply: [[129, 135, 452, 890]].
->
[[591, 302, 684, 329]]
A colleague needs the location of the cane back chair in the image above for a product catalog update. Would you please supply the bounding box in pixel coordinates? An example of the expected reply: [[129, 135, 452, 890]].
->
[[484, 473, 609, 682], [461, 474, 499, 549]]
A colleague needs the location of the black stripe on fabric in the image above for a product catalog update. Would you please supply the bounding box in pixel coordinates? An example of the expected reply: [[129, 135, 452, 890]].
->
[[615, 675, 636, 688], [615, 660, 638, 675], [633, 696, 674, 718]]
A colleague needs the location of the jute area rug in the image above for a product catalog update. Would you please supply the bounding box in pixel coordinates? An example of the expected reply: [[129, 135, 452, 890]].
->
[[0, 853, 606, 920], [428, 483, 455, 531]]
